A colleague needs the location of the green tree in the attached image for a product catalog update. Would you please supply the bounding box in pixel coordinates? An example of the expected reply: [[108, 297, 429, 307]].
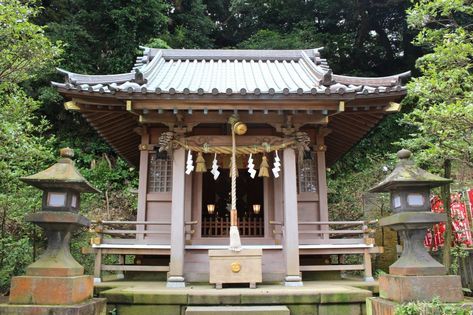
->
[[401, 0, 473, 271], [0, 0, 61, 82], [402, 0, 473, 168], [0, 0, 61, 291]]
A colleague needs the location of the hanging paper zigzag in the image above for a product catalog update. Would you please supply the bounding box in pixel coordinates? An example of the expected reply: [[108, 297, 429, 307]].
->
[[210, 153, 220, 180], [185, 150, 194, 174], [247, 153, 256, 179], [272, 150, 281, 178]]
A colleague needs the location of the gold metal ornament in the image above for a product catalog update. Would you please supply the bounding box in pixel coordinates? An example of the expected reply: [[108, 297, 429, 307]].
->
[[231, 262, 241, 273], [233, 121, 247, 135]]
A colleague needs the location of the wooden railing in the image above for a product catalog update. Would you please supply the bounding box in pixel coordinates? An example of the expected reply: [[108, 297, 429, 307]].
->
[[269, 219, 378, 242], [90, 220, 198, 244], [298, 220, 377, 239], [201, 217, 264, 237]]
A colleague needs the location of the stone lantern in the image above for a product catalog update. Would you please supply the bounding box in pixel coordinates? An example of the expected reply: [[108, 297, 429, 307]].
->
[[367, 149, 463, 309], [1, 148, 106, 315]]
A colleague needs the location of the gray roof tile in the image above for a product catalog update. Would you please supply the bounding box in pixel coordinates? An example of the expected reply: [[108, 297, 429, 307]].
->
[[52, 47, 410, 96]]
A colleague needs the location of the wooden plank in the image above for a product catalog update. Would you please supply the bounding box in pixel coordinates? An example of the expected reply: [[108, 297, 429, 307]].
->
[[101, 265, 169, 272], [299, 264, 364, 271], [102, 230, 170, 235], [300, 230, 364, 235], [299, 221, 365, 225], [97, 220, 171, 225]]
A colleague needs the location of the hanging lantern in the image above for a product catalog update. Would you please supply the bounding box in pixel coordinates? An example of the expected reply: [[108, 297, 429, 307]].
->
[[303, 149, 314, 160], [207, 204, 216, 215], [195, 152, 207, 172], [253, 204, 261, 214], [155, 146, 168, 160], [258, 156, 270, 177]]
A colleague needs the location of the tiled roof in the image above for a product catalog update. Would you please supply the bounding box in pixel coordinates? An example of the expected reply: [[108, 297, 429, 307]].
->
[[53, 47, 410, 97]]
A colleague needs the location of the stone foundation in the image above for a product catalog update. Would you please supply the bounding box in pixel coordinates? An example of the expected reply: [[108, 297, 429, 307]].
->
[[0, 298, 106, 315], [366, 297, 397, 315], [99, 281, 373, 315], [379, 274, 463, 303], [9, 275, 93, 305]]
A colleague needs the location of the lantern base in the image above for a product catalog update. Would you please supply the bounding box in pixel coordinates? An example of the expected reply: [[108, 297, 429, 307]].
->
[[9, 275, 93, 305], [0, 298, 106, 315], [379, 274, 463, 303]]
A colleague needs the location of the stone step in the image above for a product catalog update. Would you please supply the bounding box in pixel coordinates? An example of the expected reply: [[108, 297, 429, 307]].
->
[[185, 305, 290, 315]]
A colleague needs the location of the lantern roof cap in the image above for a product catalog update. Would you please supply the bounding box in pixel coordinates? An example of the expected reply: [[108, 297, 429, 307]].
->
[[20, 148, 100, 193], [369, 149, 452, 193]]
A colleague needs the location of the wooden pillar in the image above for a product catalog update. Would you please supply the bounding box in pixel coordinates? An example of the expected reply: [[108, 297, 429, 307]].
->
[[282, 148, 303, 286], [136, 131, 150, 240], [316, 130, 329, 239], [167, 148, 186, 288], [93, 249, 102, 283]]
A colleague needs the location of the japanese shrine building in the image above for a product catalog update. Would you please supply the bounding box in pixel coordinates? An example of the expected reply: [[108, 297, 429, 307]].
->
[[53, 48, 409, 287]]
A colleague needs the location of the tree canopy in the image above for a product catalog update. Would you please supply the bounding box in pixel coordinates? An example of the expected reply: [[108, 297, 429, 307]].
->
[[401, 0, 473, 170]]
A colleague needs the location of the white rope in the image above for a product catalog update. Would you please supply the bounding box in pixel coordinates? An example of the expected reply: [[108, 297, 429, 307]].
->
[[231, 128, 237, 211], [229, 126, 241, 252]]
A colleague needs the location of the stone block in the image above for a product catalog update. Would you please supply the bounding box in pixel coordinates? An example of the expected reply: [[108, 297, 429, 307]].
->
[[116, 304, 181, 315], [188, 291, 240, 305], [287, 304, 318, 315], [9, 275, 93, 305], [366, 297, 397, 315], [98, 288, 134, 303], [185, 306, 290, 315], [132, 291, 188, 304], [318, 303, 362, 315], [240, 291, 320, 304], [320, 288, 372, 304], [379, 274, 463, 303], [0, 298, 106, 315]]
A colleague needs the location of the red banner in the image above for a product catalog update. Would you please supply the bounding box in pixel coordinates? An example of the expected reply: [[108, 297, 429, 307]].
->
[[424, 191, 473, 251]]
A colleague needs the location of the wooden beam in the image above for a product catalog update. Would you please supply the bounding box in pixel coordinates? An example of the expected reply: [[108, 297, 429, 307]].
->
[[385, 101, 401, 112], [299, 264, 364, 271], [102, 265, 169, 272], [64, 101, 80, 111]]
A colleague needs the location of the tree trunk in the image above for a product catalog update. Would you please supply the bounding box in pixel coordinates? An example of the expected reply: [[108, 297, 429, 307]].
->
[[442, 159, 452, 271]]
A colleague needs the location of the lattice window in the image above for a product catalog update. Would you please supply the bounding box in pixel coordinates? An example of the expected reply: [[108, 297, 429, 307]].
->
[[148, 154, 172, 192], [298, 157, 317, 193]]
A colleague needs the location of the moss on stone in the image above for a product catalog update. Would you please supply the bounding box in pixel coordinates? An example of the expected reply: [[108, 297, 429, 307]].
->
[[318, 303, 362, 315]]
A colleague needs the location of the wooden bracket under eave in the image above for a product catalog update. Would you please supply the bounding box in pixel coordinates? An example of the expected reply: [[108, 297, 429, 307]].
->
[[327, 101, 345, 118], [64, 101, 80, 111], [384, 102, 402, 113], [126, 100, 140, 116], [338, 101, 345, 112]]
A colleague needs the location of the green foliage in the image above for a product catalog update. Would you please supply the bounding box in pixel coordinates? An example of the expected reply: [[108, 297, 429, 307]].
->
[[0, 82, 56, 291], [450, 244, 469, 275], [39, 0, 170, 74], [211, 0, 416, 75], [238, 28, 320, 50], [395, 297, 468, 315], [401, 0, 473, 169], [0, 0, 62, 83], [162, 0, 215, 48]]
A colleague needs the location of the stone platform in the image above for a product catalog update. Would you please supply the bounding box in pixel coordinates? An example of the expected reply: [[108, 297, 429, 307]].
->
[[95, 280, 377, 315], [0, 298, 106, 315]]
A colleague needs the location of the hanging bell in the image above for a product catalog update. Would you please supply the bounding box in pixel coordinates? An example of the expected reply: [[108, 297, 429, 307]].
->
[[258, 156, 270, 177], [195, 152, 207, 172]]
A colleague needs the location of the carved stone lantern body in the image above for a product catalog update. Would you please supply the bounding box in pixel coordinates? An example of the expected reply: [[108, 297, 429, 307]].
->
[[7, 148, 102, 307], [369, 149, 451, 275], [368, 149, 463, 304]]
